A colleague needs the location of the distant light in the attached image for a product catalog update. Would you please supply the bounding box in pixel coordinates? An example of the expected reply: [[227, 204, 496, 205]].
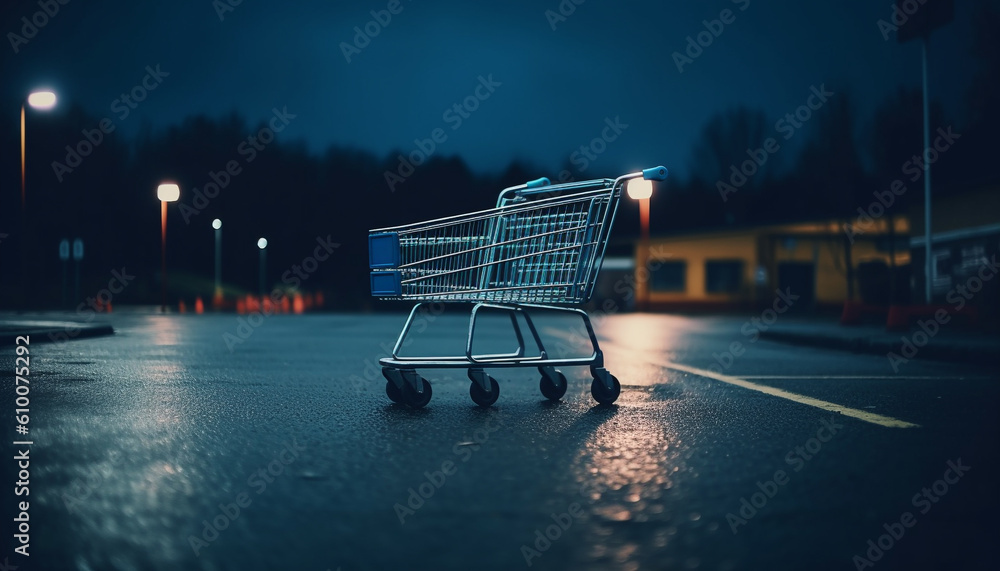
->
[[157, 183, 180, 202], [27, 91, 57, 110], [212, 219, 222, 230], [257, 238, 268, 250], [627, 178, 653, 200]]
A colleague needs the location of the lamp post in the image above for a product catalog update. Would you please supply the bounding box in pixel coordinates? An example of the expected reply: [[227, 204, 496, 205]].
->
[[157, 183, 180, 312], [257, 238, 268, 297], [21, 90, 56, 213], [212, 219, 223, 304], [18, 90, 56, 305], [627, 178, 653, 309]]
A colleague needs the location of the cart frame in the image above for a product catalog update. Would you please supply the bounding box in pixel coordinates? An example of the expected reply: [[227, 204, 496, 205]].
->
[[369, 166, 668, 407]]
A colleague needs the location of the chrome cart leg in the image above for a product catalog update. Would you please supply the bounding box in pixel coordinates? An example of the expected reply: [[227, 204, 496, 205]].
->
[[465, 303, 532, 363], [391, 302, 429, 359], [518, 307, 548, 360]]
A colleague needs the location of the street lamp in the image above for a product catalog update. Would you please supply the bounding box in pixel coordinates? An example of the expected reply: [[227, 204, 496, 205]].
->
[[627, 178, 654, 309], [157, 183, 180, 313], [257, 238, 268, 296], [212, 219, 223, 304], [21, 90, 57, 212]]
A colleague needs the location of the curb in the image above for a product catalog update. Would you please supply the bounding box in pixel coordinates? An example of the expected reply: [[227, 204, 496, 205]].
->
[[759, 329, 999, 367], [0, 321, 115, 346]]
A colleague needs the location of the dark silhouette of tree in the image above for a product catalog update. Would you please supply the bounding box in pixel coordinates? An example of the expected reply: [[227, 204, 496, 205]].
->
[[688, 106, 777, 228], [793, 93, 867, 300]]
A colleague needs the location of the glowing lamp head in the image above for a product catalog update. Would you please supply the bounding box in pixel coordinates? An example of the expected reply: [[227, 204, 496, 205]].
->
[[212, 219, 222, 230], [157, 183, 180, 202], [257, 238, 268, 250], [27, 91, 57, 110], [627, 178, 653, 200]]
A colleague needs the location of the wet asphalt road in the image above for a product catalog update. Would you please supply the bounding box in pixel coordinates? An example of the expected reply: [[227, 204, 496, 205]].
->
[[1, 311, 998, 571]]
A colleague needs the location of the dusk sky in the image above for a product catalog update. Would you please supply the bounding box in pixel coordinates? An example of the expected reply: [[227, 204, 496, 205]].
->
[[1, 0, 980, 178]]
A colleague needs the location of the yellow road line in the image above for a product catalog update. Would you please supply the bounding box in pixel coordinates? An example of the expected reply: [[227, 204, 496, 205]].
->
[[544, 328, 920, 429], [739, 375, 987, 380]]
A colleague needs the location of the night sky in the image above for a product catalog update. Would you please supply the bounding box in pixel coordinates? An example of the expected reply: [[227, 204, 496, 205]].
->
[[0, 0, 980, 179]]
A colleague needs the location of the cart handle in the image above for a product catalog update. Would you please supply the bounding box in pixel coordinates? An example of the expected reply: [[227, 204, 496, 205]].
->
[[643, 166, 668, 181], [613, 165, 669, 190], [495, 176, 556, 206], [524, 177, 551, 189]]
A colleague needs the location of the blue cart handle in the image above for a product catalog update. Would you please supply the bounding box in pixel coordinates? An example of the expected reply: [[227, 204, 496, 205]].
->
[[524, 177, 551, 189], [642, 166, 668, 181]]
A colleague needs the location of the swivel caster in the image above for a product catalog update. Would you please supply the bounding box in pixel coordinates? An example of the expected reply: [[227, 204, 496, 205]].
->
[[384, 367, 431, 408], [468, 369, 500, 407], [539, 368, 567, 401], [403, 378, 433, 408], [591, 373, 621, 405], [383, 368, 404, 403]]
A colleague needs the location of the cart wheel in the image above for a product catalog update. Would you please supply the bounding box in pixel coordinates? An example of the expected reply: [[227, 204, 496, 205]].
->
[[385, 381, 404, 403], [591, 375, 621, 405], [539, 370, 568, 401], [470, 377, 500, 407], [382, 368, 404, 403], [403, 378, 432, 409]]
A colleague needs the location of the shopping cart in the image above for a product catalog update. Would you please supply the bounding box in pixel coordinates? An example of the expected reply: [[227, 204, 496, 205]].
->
[[368, 166, 668, 408]]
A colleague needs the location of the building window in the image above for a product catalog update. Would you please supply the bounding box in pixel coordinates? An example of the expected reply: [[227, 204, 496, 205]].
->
[[931, 249, 952, 293], [705, 260, 744, 294], [650, 261, 686, 292]]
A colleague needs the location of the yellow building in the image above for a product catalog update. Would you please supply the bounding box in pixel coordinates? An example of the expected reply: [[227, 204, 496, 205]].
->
[[633, 218, 909, 311]]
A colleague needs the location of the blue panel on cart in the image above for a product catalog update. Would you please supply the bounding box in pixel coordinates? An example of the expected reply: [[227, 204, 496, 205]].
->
[[369, 232, 400, 268], [370, 271, 402, 296]]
